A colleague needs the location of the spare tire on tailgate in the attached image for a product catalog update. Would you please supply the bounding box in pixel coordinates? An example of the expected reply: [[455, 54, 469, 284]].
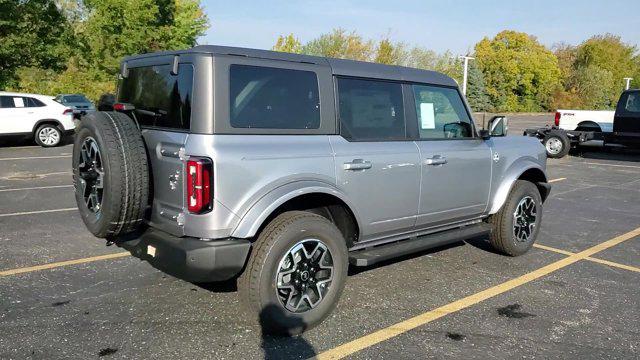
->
[[73, 111, 149, 239]]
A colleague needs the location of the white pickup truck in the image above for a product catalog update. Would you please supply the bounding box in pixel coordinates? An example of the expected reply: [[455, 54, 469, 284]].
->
[[525, 90, 640, 158], [554, 109, 614, 133]]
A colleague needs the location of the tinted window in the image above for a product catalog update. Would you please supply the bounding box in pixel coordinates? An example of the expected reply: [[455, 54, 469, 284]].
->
[[413, 85, 473, 139], [229, 65, 320, 129], [337, 78, 405, 141], [624, 92, 640, 113], [0, 96, 15, 108], [63, 95, 90, 103], [118, 64, 193, 130], [26, 97, 46, 107]]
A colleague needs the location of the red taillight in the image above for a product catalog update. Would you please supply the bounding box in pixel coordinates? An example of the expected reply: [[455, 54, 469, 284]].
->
[[113, 103, 125, 111], [63, 108, 73, 115], [554, 112, 561, 126], [186, 158, 213, 214]]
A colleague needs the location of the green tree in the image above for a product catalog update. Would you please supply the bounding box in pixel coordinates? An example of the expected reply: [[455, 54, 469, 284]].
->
[[302, 28, 374, 61], [466, 62, 491, 112], [374, 38, 408, 65], [574, 34, 637, 105], [569, 65, 615, 109], [9, 0, 209, 100], [0, 0, 71, 88], [273, 33, 302, 53], [475, 30, 562, 112]]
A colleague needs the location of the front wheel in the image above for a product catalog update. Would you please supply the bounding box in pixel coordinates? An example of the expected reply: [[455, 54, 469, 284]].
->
[[487, 180, 542, 256], [238, 211, 348, 335]]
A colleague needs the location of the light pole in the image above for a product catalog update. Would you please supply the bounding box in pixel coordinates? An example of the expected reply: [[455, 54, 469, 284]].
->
[[459, 55, 475, 96], [624, 77, 633, 90]]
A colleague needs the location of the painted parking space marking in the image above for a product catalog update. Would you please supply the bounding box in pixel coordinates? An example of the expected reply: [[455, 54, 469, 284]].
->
[[0, 208, 76, 218], [548, 177, 566, 183], [0, 155, 71, 161], [583, 161, 640, 169], [314, 227, 640, 360], [534, 243, 640, 273], [0, 185, 73, 193], [0, 252, 131, 277]]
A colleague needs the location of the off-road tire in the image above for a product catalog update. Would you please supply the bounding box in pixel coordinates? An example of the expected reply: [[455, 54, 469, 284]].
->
[[542, 132, 570, 158], [487, 180, 542, 256], [34, 124, 62, 147], [73, 111, 149, 239], [238, 211, 348, 336]]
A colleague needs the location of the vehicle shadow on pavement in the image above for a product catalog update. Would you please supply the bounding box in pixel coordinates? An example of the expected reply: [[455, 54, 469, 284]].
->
[[463, 235, 504, 255], [0, 134, 74, 148], [571, 148, 640, 163], [259, 304, 316, 360]]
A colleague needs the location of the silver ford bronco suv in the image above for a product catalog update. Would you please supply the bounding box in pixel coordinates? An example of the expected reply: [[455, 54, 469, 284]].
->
[[73, 46, 550, 335]]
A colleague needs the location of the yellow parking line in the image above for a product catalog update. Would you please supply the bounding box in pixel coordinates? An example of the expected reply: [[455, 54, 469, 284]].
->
[[0, 252, 131, 277], [534, 243, 640, 273], [315, 227, 640, 360], [586, 257, 640, 273], [548, 177, 566, 183], [533, 243, 574, 255]]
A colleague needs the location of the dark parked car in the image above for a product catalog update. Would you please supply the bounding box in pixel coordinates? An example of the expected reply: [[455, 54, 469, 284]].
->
[[55, 94, 95, 113]]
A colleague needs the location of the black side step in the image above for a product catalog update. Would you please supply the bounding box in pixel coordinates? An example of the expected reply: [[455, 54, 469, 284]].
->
[[348, 223, 492, 267]]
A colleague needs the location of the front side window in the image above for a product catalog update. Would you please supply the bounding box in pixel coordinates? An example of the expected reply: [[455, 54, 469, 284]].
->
[[118, 64, 193, 130], [337, 78, 405, 141], [229, 65, 320, 129], [413, 85, 474, 139]]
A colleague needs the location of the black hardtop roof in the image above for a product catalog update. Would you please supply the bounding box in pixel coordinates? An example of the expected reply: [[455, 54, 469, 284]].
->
[[123, 45, 458, 87]]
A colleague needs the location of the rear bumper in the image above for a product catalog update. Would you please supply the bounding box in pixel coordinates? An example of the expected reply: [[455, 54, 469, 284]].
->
[[119, 229, 251, 282]]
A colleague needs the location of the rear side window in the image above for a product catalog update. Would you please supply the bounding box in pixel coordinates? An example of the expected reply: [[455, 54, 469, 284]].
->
[[118, 64, 193, 130], [229, 65, 320, 129], [337, 78, 405, 141], [624, 92, 640, 113], [26, 97, 46, 107]]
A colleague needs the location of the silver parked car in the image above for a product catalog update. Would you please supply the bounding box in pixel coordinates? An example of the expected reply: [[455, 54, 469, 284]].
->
[[73, 46, 550, 335]]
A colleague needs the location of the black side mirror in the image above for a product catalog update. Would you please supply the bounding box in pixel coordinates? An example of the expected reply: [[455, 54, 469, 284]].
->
[[479, 129, 491, 140]]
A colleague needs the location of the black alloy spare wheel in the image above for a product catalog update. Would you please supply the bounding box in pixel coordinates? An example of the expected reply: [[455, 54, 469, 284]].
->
[[73, 111, 150, 239]]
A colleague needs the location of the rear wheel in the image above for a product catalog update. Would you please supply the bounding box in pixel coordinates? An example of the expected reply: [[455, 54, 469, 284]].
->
[[543, 132, 570, 158], [34, 124, 62, 147], [487, 180, 542, 256], [238, 211, 348, 335], [73, 111, 149, 239]]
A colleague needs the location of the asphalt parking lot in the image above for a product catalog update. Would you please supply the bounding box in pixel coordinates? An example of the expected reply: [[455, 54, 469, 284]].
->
[[1, 116, 639, 359]]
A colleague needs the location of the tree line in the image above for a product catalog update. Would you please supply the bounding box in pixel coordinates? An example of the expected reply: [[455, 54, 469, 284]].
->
[[274, 29, 640, 112], [0, 0, 208, 101], [1, 2, 638, 112]]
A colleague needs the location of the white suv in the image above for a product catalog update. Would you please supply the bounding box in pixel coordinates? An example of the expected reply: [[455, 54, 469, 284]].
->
[[0, 91, 75, 147]]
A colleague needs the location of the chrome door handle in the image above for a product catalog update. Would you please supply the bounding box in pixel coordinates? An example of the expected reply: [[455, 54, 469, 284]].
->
[[425, 156, 447, 166], [343, 159, 372, 170]]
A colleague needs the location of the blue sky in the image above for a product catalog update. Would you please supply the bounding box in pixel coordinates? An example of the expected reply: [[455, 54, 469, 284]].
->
[[200, 0, 640, 54]]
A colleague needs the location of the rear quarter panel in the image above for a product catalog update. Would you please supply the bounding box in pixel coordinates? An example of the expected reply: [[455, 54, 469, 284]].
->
[[184, 134, 337, 239]]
